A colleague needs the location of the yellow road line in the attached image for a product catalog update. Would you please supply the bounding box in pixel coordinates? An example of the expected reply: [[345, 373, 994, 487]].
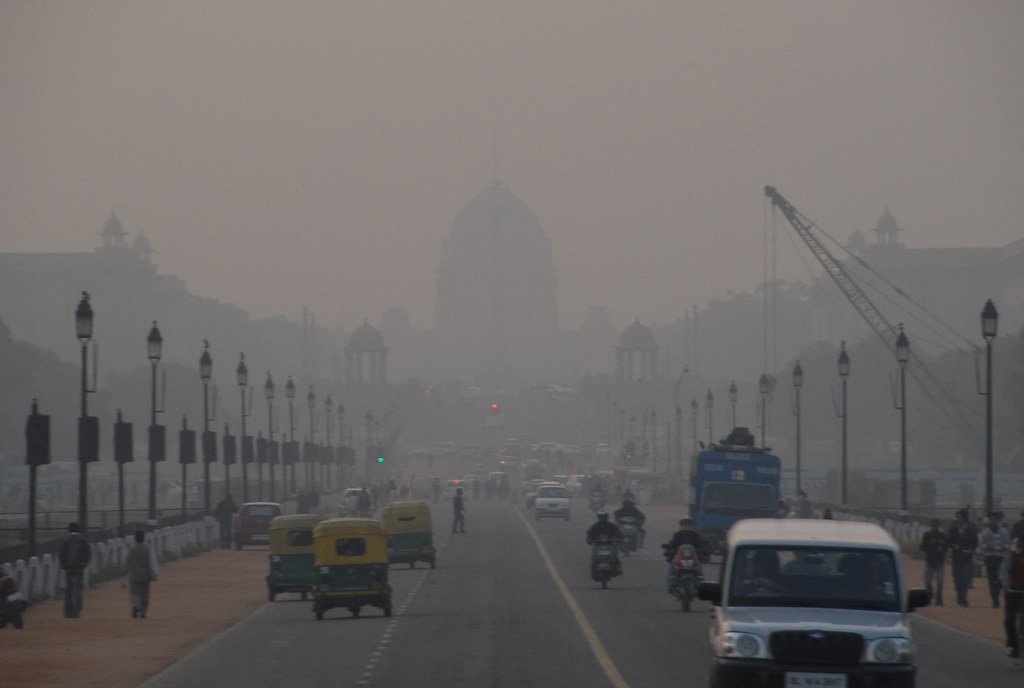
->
[[517, 508, 631, 688]]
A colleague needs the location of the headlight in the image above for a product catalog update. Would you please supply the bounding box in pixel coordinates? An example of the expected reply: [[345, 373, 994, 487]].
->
[[721, 632, 768, 659], [867, 638, 911, 663]]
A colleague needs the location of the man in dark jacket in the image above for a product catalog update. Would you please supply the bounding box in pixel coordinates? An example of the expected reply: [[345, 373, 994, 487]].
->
[[948, 509, 979, 607], [920, 518, 948, 605], [613, 499, 646, 546], [452, 487, 467, 533], [998, 538, 1024, 659], [661, 517, 708, 591], [58, 522, 92, 618]]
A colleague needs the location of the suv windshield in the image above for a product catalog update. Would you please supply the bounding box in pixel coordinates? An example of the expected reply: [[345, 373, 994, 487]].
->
[[728, 546, 899, 612], [702, 483, 776, 512]]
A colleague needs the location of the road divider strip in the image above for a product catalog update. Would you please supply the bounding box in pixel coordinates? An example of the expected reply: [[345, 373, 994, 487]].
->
[[517, 508, 631, 688]]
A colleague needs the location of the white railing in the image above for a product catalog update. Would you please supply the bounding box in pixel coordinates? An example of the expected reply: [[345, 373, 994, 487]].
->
[[0, 517, 221, 603]]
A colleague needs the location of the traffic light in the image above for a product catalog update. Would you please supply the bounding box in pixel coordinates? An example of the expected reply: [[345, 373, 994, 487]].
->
[[489, 402, 500, 414], [376, 445, 385, 463], [623, 441, 635, 461]]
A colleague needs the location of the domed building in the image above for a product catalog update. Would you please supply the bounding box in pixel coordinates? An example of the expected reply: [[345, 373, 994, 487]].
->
[[615, 318, 659, 382], [344, 319, 388, 386], [434, 181, 558, 381]]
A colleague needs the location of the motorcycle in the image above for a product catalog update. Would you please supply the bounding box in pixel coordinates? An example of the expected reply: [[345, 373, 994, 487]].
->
[[589, 535, 622, 589], [670, 544, 701, 611], [616, 516, 639, 557]]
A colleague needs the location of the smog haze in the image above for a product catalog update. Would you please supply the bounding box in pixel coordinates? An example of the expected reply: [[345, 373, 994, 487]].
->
[[2, 1, 1022, 331]]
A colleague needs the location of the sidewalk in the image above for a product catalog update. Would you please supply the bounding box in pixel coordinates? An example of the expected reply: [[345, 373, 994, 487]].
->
[[0, 548, 269, 688]]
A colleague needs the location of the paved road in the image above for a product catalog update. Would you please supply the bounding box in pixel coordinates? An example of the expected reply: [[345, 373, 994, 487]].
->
[[145, 498, 1022, 688]]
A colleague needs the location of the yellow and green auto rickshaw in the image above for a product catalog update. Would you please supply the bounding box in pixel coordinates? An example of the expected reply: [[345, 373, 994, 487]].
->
[[381, 500, 436, 569], [312, 518, 392, 620], [266, 514, 323, 602]]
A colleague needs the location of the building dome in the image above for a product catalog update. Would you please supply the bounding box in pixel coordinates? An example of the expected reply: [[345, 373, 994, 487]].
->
[[101, 211, 125, 238], [618, 318, 656, 348], [448, 181, 544, 242], [347, 319, 385, 349]]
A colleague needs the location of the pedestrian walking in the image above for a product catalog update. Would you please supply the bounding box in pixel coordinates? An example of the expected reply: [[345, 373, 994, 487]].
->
[[794, 490, 812, 519], [124, 530, 158, 619], [0, 575, 26, 630], [998, 538, 1024, 660], [920, 518, 949, 606], [58, 522, 92, 618], [452, 487, 467, 533], [214, 493, 238, 549], [980, 511, 1012, 608], [948, 509, 979, 607]]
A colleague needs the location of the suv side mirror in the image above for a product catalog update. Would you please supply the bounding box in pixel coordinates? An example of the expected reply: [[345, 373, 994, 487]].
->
[[907, 588, 930, 611], [697, 581, 721, 605]]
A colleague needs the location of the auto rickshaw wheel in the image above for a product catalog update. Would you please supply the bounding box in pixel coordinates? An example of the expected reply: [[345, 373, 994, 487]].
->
[[351, 606, 361, 618]]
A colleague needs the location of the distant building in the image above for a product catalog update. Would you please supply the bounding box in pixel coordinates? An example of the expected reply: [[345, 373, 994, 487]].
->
[[433, 181, 559, 382]]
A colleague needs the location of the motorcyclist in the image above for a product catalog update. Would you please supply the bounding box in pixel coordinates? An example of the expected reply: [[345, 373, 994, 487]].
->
[[661, 517, 707, 592], [621, 486, 637, 502], [613, 498, 646, 547], [586, 510, 622, 579], [589, 484, 606, 512], [586, 510, 622, 545]]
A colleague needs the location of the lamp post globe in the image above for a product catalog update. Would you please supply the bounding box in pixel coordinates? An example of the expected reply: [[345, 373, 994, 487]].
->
[[264, 373, 276, 500], [75, 291, 94, 343], [236, 353, 249, 501], [199, 342, 213, 514], [728, 381, 738, 429], [147, 321, 162, 362]]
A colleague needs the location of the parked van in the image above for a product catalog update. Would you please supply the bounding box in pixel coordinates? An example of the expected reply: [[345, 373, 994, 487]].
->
[[698, 519, 928, 688]]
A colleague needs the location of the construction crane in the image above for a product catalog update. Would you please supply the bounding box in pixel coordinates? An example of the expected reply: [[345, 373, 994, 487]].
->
[[764, 185, 979, 447]]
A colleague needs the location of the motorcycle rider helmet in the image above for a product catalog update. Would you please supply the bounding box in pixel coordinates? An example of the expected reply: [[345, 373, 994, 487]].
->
[[597, 509, 609, 521]]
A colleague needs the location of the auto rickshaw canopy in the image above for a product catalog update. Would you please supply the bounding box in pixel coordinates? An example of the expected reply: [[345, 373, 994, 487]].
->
[[313, 517, 389, 564], [381, 501, 433, 535], [268, 514, 324, 553]]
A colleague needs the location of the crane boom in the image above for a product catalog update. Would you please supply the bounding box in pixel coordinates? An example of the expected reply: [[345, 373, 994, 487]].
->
[[764, 185, 979, 445]]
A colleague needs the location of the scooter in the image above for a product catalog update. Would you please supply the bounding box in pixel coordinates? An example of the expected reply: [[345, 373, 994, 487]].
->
[[616, 516, 639, 557], [589, 535, 622, 589], [670, 544, 701, 612]]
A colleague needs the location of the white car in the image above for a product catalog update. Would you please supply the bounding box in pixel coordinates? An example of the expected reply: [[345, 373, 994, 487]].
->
[[534, 482, 571, 521]]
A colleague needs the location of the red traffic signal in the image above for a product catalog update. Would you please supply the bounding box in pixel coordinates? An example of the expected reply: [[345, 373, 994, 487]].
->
[[489, 402, 500, 413]]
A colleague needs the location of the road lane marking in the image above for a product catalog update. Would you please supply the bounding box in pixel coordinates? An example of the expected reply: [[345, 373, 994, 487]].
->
[[517, 509, 631, 688]]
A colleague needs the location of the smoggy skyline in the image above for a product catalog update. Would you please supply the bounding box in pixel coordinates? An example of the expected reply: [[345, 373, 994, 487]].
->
[[2, 2, 1022, 333]]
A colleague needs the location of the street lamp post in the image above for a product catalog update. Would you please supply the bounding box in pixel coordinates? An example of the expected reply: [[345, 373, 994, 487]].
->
[[690, 397, 698, 453], [75, 292, 95, 530], [758, 373, 769, 448], [895, 325, 910, 514], [981, 300, 999, 516], [236, 353, 250, 502], [286, 376, 296, 496], [325, 394, 334, 490], [729, 381, 738, 430], [792, 361, 803, 494], [199, 342, 213, 514], [837, 342, 850, 507], [673, 366, 689, 476], [307, 386, 316, 489], [705, 389, 714, 445], [147, 322, 162, 524], [265, 373, 276, 501]]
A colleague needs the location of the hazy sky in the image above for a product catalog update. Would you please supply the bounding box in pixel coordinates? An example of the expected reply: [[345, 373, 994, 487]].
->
[[2, 1, 1022, 332]]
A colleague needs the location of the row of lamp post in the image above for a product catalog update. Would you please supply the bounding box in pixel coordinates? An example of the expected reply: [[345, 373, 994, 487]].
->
[[66, 294, 355, 533]]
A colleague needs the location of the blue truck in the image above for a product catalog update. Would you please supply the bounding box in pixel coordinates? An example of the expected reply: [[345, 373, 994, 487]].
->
[[689, 428, 781, 553]]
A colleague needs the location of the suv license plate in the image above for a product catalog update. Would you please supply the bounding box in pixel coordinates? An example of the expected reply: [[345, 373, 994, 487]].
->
[[785, 672, 846, 687]]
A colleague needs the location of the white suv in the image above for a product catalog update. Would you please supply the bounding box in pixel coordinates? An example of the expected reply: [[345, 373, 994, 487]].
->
[[533, 483, 571, 521], [698, 519, 928, 688]]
